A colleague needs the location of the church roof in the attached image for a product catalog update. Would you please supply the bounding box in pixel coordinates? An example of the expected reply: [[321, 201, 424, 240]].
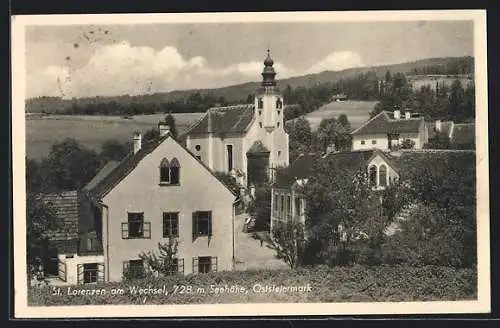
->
[[186, 104, 255, 135], [351, 111, 424, 136], [246, 140, 270, 154]]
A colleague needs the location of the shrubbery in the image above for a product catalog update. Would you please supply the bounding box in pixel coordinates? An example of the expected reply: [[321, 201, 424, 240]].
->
[[28, 265, 477, 306]]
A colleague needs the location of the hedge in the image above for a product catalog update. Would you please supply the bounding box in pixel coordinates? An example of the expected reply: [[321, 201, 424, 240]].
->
[[28, 265, 476, 306]]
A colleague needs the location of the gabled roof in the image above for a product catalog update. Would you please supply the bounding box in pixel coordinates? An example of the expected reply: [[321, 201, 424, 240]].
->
[[323, 150, 379, 175], [40, 190, 80, 241], [351, 111, 424, 136], [274, 152, 318, 188], [85, 133, 239, 200], [185, 104, 255, 135], [246, 140, 270, 154], [452, 123, 475, 147]]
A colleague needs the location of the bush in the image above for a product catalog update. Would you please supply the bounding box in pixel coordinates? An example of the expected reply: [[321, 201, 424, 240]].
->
[[401, 139, 415, 149]]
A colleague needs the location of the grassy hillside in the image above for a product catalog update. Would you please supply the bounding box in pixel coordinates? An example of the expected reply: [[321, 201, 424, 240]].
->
[[26, 56, 473, 113], [26, 113, 203, 160], [289, 100, 378, 132]]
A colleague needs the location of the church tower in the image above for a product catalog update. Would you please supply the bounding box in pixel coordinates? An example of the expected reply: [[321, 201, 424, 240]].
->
[[254, 49, 284, 132]]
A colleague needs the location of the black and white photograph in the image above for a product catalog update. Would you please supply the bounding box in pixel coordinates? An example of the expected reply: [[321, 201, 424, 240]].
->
[[12, 10, 489, 317]]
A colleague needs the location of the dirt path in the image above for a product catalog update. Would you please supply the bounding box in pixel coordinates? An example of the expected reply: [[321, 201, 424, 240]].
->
[[233, 214, 288, 271]]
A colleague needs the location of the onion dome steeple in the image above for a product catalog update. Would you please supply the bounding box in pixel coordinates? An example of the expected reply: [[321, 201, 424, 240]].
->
[[261, 49, 277, 87]]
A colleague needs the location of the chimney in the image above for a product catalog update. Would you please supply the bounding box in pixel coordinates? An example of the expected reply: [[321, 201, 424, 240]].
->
[[405, 110, 411, 119], [435, 119, 442, 132], [158, 122, 171, 137], [393, 110, 401, 120], [132, 131, 142, 154]]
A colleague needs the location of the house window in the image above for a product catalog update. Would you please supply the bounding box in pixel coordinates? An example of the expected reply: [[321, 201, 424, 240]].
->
[[273, 193, 279, 214], [166, 258, 184, 275], [192, 211, 212, 239], [286, 195, 292, 219], [280, 195, 285, 218], [368, 165, 377, 186], [123, 259, 145, 279], [258, 98, 263, 109], [379, 165, 388, 187], [361, 140, 366, 145], [195, 145, 201, 151], [295, 197, 302, 216], [83, 263, 98, 284], [122, 212, 151, 239], [193, 256, 217, 274], [226, 145, 233, 171], [372, 140, 377, 145], [160, 157, 180, 185], [163, 212, 179, 238]]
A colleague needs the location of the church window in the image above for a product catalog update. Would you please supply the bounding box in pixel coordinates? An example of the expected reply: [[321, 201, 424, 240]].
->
[[160, 157, 180, 185], [258, 98, 263, 109], [259, 122, 262, 128], [277, 150, 281, 157], [277, 122, 280, 128], [259, 110, 262, 116], [195, 145, 201, 151], [277, 110, 280, 115], [276, 98, 282, 109], [226, 145, 233, 172]]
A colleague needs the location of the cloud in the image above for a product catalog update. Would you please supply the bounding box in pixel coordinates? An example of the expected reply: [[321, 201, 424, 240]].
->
[[307, 51, 364, 74], [26, 42, 361, 98]]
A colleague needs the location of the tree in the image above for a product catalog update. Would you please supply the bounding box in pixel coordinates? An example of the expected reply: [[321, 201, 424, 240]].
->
[[287, 117, 313, 162], [401, 139, 415, 149], [303, 159, 384, 265], [26, 194, 60, 279], [425, 132, 452, 149], [42, 139, 104, 192], [100, 139, 130, 161], [316, 118, 350, 153], [163, 114, 178, 138], [143, 127, 160, 143], [138, 238, 179, 277], [271, 220, 307, 269], [247, 186, 272, 231]]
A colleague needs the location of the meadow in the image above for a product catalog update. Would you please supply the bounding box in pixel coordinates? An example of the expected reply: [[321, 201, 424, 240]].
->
[[294, 100, 377, 132], [29, 265, 476, 306], [25, 113, 204, 160]]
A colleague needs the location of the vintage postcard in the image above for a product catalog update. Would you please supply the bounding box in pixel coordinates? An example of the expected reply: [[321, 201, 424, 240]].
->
[[12, 10, 489, 318]]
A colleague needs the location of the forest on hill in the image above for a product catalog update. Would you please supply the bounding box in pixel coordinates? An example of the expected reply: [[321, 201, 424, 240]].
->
[[26, 56, 474, 117]]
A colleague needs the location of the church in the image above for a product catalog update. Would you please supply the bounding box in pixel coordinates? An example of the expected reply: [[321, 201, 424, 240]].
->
[[184, 50, 290, 187]]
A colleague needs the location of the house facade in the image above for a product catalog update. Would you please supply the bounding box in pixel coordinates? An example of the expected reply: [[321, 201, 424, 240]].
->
[[351, 109, 429, 151], [184, 50, 289, 187], [63, 128, 240, 284]]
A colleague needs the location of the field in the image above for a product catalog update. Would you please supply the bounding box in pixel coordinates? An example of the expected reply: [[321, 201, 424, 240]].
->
[[28, 265, 476, 306], [25, 113, 204, 160], [289, 100, 378, 132]]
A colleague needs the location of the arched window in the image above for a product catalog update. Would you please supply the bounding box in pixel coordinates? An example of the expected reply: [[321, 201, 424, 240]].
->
[[276, 98, 282, 109], [368, 165, 377, 186], [170, 158, 180, 184], [159, 157, 181, 185], [379, 165, 387, 187], [160, 158, 170, 183]]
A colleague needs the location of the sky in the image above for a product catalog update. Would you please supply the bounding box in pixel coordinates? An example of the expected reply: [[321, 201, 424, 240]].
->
[[25, 20, 474, 99]]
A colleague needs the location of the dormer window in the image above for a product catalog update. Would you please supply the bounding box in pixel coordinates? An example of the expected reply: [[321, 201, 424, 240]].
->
[[160, 157, 180, 185]]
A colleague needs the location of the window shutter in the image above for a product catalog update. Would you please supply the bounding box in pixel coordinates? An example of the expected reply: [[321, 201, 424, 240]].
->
[[77, 264, 84, 284], [122, 261, 130, 279], [192, 257, 198, 274], [121, 223, 129, 239], [192, 212, 198, 241], [178, 258, 184, 274], [211, 257, 218, 273]]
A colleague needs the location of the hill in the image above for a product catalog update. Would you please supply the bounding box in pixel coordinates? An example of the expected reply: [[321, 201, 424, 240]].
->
[[26, 56, 474, 113]]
